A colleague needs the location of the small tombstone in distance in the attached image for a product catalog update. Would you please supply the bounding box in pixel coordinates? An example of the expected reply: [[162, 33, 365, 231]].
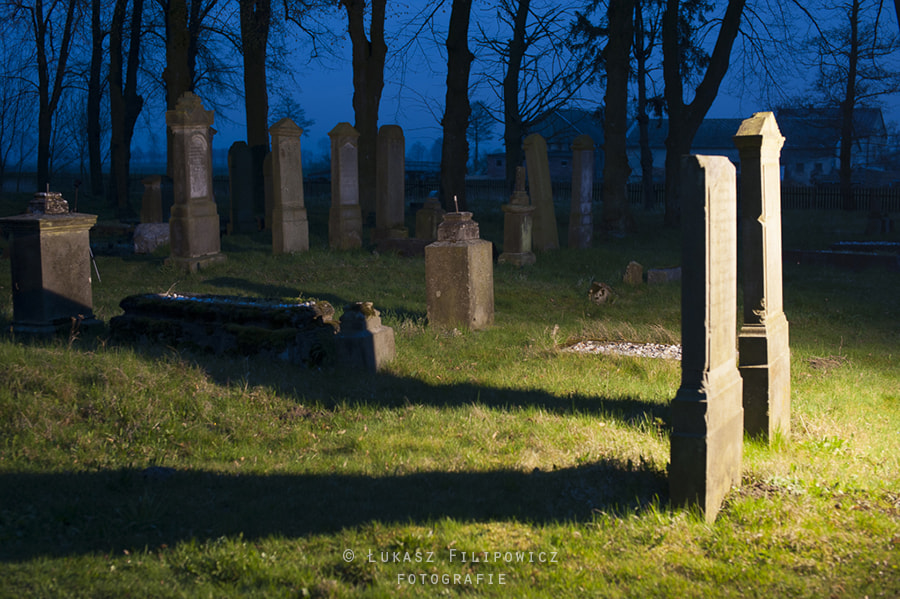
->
[[415, 191, 445, 243], [498, 166, 536, 266], [623, 261, 643, 285]]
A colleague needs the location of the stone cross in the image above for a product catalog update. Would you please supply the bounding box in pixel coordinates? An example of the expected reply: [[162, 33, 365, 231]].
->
[[269, 118, 309, 254], [165, 91, 226, 272], [498, 166, 536, 266], [227, 141, 258, 234], [523, 133, 559, 251], [328, 122, 363, 250], [670, 154, 744, 523], [734, 112, 791, 441], [568, 134, 594, 249], [374, 124, 408, 242]]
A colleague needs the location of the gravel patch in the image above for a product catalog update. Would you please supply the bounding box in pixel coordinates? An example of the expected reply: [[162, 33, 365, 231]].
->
[[563, 340, 682, 360]]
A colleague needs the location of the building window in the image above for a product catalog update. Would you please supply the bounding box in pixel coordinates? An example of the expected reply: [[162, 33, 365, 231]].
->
[[495, 159, 502, 167], [560, 160, 568, 167]]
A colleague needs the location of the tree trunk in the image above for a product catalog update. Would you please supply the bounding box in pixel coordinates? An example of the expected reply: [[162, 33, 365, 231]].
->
[[440, 0, 473, 212], [503, 0, 529, 193], [108, 0, 145, 216], [343, 0, 386, 222], [34, 0, 78, 191], [662, 0, 744, 227], [240, 0, 270, 149], [163, 0, 193, 177], [634, 0, 655, 211], [839, 0, 860, 211], [87, 0, 104, 197], [602, 0, 635, 234]]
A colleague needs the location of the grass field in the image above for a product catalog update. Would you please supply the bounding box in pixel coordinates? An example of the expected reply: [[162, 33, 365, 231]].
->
[[0, 190, 898, 598]]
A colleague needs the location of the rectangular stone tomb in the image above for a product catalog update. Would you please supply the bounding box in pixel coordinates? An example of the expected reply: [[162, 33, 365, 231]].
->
[[109, 293, 337, 366]]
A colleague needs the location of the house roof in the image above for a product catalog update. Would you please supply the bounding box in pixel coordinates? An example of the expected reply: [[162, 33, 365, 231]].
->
[[526, 108, 605, 147], [625, 118, 745, 150], [775, 106, 886, 150]]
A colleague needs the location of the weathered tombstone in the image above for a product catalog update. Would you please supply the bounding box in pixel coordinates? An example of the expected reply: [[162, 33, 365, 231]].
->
[[165, 92, 226, 272], [415, 193, 445, 242], [134, 223, 170, 254], [140, 175, 163, 223], [670, 155, 743, 523], [335, 302, 396, 372], [734, 112, 791, 441], [227, 141, 258, 234], [374, 124, 408, 242], [623, 261, 643, 285], [498, 166, 536, 266], [568, 134, 594, 249], [0, 192, 99, 334], [425, 211, 494, 330], [523, 133, 559, 251], [269, 118, 309, 254], [328, 123, 364, 250]]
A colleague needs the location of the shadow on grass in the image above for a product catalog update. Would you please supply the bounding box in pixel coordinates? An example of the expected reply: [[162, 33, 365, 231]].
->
[[0, 460, 666, 562]]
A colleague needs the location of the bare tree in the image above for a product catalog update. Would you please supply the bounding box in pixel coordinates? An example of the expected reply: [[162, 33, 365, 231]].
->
[[440, 0, 474, 212], [467, 100, 494, 174], [86, 0, 106, 197]]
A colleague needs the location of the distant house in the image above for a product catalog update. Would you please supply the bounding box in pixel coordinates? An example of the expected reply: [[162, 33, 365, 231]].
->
[[623, 108, 892, 185], [775, 107, 888, 185], [625, 118, 744, 182], [485, 108, 605, 181]]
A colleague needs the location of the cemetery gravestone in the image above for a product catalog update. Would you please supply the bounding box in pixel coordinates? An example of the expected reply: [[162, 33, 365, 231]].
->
[[568, 134, 594, 249], [269, 118, 310, 254], [415, 194, 445, 242], [328, 123, 364, 250], [374, 125, 408, 242], [734, 112, 791, 441], [228, 141, 258, 234], [498, 166, 536, 266], [425, 211, 494, 330], [140, 175, 164, 223], [165, 92, 226, 272], [523, 133, 559, 251], [670, 155, 743, 523], [0, 192, 99, 334]]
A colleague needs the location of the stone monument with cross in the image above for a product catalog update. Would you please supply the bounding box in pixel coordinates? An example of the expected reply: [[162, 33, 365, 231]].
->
[[165, 92, 226, 272], [734, 112, 791, 441], [670, 154, 744, 523], [498, 166, 536, 266]]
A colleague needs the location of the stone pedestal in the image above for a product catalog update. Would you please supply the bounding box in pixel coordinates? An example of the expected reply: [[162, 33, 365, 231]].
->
[[734, 112, 791, 441], [568, 134, 594, 249], [270, 118, 309, 254], [523, 133, 559, 251], [374, 125, 408, 242], [0, 192, 99, 334], [335, 302, 396, 372], [328, 123, 363, 250], [498, 166, 535, 266], [670, 155, 743, 523], [165, 92, 226, 272], [228, 141, 258, 234], [415, 196, 445, 242], [140, 175, 164, 223], [425, 212, 494, 330]]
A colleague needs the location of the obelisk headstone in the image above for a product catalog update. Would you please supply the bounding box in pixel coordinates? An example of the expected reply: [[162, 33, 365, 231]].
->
[[227, 141, 258, 234], [328, 123, 363, 250], [269, 118, 309, 254], [734, 112, 791, 441], [165, 92, 225, 272], [498, 166, 536, 266], [670, 154, 743, 523], [523, 133, 559, 251], [374, 124, 408, 242], [568, 134, 594, 249], [425, 211, 494, 330]]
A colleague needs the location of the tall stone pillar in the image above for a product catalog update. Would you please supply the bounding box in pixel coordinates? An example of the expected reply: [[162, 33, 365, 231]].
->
[[498, 166, 536, 266], [568, 134, 594, 249], [328, 123, 363, 250], [734, 112, 791, 441], [228, 141, 258, 234], [523, 133, 559, 251], [165, 92, 225, 272], [670, 155, 743, 523], [374, 124, 408, 242], [269, 118, 309, 254]]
